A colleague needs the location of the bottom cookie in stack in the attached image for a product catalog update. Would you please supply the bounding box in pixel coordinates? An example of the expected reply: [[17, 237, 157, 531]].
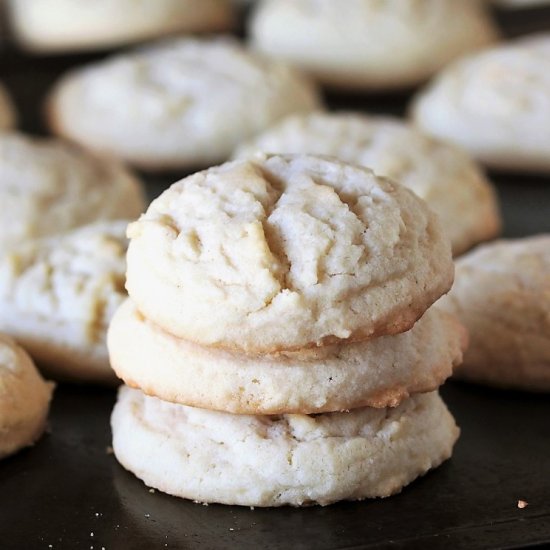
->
[[108, 299, 464, 507], [112, 387, 458, 507]]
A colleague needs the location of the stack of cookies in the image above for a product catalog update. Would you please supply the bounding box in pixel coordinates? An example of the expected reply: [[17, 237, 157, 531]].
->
[[108, 154, 465, 507]]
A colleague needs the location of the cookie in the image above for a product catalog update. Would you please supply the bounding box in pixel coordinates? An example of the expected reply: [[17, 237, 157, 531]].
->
[[47, 38, 321, 170], [0, 83, 16, 131], [0, 333, 54, 459], [249, 0, 498, 91], [234, 113, 501, 256], [438, 235, 550, 391], [7, 0, 234, 53], [0, 133, 145, 254], [126, 154, 454, 352], [411, 35, 550, 173], [109, 300, 466, 414], [112, 386, 458, 507], [0, 221, 129, 384]]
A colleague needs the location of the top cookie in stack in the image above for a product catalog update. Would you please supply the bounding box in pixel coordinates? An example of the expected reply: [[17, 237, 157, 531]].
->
[[124, 154, 453, 352], [109, 154, 463, 507]]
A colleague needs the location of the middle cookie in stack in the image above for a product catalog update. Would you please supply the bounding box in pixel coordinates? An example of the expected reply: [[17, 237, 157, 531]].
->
[[109, 154, 465, 507]]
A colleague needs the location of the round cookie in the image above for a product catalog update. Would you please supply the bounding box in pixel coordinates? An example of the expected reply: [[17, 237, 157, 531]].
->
[[0, 83, 16, 131], [47, 38, 321, 171], [411, 34, 550, 173], [112, 386, 459, 507], [109, 300, 466, 414], [0, 221, 129, 384], [438, 235, 550, 391], [7, 0, 234, 53], [249, 0, 498, 91], [126, 154, 454, 352], [234, 113, 501, 256], [0, 133, 145, 254], [0, 333, 54, 459]]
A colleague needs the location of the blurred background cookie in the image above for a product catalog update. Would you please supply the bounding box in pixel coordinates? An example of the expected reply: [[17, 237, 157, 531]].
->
[[47, 38, 321, 170], [6, 0, 234, 53], [0, 333, 53, 459], [234, 112, 501, 255], [249, 0, 498, 91], [439, 235, 550, 391], [0, 221, 129, 384], [0, 133, 144, 254], [412, 34, 550, 173]]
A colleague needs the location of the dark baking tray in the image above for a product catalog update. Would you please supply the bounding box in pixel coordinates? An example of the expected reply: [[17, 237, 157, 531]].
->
[[1, 6, 550, 550]]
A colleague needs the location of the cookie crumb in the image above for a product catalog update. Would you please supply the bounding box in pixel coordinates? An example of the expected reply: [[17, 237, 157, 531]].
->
[[517, 500, 528, 509], [106, 446, 114, 455], [149, 489, 155, 494]]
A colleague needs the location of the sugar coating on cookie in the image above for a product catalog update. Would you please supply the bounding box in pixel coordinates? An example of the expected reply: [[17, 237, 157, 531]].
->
[[126, 154, 454, 352], [109, 299, 466, 413], [235, 113, 501, 255], [0, 83, 16, 131], [0, 133, 145, 254], [412, 34, 550, 172], [0, 333, 54, 459], [249, 0, 498, 91], [0, 221, 129, 384], [112, 386, 459, 507], [48, 38, 321, 170], [438, 235, 550, 391], [7, 0, 234, 52]]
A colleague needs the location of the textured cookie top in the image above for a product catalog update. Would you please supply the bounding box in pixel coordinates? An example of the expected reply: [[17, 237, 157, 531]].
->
[[0, 133, 144, 253], [48, 38, 321, 169], [126, 154, 453, 352], [0, 221, 128, 346], [250, 0, 497, 90], [412, 35, 550, 170], [235, 113, 500, 255]]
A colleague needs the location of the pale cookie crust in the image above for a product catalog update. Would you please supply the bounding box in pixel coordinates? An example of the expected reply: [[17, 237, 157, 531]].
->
[[0, 133, 145, 254], [0, 221, 129, 384], [47, 38, 321, 170], [234, 113, 501, 256], [112, 387, 459, 507], [7, 0, 234, 53], [0, 333, 54, 459], [0, 83, 16, 130], [126, 154, 454, 352], [438, 235, 550, 391], [249, 0, 498, 91], [412, 34, 550, 173], [109, 300, 466, 414]]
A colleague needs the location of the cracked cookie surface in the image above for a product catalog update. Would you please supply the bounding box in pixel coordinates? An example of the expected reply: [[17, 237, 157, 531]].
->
[[235, 112, 501, 256], [126, 154, 454, 352], [0, 221, 129, 383]]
